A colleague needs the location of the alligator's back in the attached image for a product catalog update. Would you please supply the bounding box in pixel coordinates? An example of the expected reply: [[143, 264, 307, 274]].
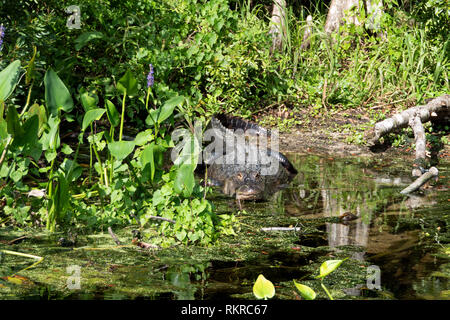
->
[[206, 114, 297, 200]]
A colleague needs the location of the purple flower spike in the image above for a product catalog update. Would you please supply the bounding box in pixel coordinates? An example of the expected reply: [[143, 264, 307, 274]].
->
[[147, 64, 154, 88], [0, 25, 5, 52]]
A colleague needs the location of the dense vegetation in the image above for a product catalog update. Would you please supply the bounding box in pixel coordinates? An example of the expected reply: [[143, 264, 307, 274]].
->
[[0, 0, 448, 246]]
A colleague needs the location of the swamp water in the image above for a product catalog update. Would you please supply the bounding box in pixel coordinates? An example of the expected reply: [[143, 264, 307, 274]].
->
[[0, 154, 449, 300]]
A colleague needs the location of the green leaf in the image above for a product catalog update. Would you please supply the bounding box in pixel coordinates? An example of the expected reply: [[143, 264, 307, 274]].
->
[[173, 164, 195, 197], [173, 129, 201, 169], [44, 68, 74, 116], [80, 91, 98, 112], [293, 280, 316, 300], [141, 143, 155, 181], [61, 144, 74, 155], [145, 96, 184, 126], [74, 31, 104, 51], [145, 108, 160, 126], [28, 103, 47, 134], [45, 115, 61, 151], [13, 114, 39, 147], [0, 60, 21, 102], [134, 129, 153, 146], [175, 230, 187, 241], [316, 259, 347, 279], [108, 140, 135, 161], [158, 96, 184, 123], [117, 70, 138, 97], [105, 99, 120, 127], [82, 108, 106, 131], [6, 105, 23, 137], [253, 274, 275, 300]]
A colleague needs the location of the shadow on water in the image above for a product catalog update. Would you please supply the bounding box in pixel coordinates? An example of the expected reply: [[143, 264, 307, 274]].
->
[[0, 154, 448, 300]]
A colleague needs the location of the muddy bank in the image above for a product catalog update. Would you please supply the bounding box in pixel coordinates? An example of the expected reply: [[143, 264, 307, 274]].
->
[[266, 108, 450, 160]]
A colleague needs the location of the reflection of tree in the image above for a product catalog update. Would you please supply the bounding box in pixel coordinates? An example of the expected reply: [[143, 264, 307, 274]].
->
[[285, 155, 416, 296]]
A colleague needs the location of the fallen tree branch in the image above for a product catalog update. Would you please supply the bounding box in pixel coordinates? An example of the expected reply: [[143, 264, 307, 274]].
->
[[108, 227, 122, 245], [409, 114, 427, 177], [148, 216, 176, 224], [260, 227, 301, 232], [366, 94, 450, 146], [400, 167, 439, 195]]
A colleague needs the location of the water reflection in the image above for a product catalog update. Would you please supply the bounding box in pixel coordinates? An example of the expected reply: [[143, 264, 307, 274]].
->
[[283, 154, 448, 298]]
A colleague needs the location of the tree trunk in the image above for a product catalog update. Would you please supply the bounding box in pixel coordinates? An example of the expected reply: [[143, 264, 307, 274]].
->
[[269, 0, 287, 52], [300, 15, 313, 50], [324, 0, 361, 34], [364, 0, 384, 32]]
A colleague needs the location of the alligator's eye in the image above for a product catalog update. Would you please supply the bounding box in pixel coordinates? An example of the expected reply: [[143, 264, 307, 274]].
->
[[250, 172, 260, 179]]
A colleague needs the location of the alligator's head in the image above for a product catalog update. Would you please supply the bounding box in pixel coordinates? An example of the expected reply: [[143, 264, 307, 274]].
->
[[220, 171, 265, 201]]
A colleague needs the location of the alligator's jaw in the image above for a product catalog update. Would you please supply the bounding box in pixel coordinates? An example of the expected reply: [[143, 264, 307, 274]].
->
[[235, 185, 264, 201]]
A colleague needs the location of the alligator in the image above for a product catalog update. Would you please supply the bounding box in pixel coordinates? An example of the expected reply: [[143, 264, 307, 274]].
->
[[205, 114, 297, 207]]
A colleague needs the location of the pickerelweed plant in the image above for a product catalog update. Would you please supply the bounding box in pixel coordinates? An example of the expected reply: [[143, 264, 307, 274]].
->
[[0, 55, 236, 246]]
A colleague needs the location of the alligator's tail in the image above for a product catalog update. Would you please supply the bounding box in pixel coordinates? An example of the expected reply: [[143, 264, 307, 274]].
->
[[267, 148, 298, 175]]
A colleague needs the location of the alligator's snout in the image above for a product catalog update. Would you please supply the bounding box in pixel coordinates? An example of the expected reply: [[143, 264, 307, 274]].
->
[[235, 185, 264, 201]]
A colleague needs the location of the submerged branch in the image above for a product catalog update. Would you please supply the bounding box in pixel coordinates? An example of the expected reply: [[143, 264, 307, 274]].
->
[[107, 227, 122, 245], [148, 216, 176, 224], [260, 227, 301, 232], [400, 167, 439, 195]]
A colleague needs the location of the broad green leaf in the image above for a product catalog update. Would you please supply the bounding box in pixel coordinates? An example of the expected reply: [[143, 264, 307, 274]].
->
[[74, 31, 104, 51], [44, 68, 74, 116], [28, 104, 47, 135], [82, 108, 106, 131], [253, 274, 275, 300], [0, 60, 21, 102], [173, 164, 195, 197], [175, 230, 187, 241], [293, 280, 316, 300], [135, 129, 153, 146], [42, 115, 61, 151], [13, 115, 39, 147], [6, 105, 23, 137], [141, 143, 155, 180], [105, 99, 120, 127], [316, 259, 347, 279], [61, 143, 74, 155], [145, 108, 160, 126], [108, 140, 135, 161], [173, 129, 201, 169], [80, 91, 98, 112], [54, 173, 69, 214], [158, 95, 184, 123], [117, 70, 138, 97]]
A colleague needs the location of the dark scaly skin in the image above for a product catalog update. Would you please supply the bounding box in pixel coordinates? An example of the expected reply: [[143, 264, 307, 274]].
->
[[206, 114, 297, 201], [214, 114, 271, 137], [210, 114, 297, 175]]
